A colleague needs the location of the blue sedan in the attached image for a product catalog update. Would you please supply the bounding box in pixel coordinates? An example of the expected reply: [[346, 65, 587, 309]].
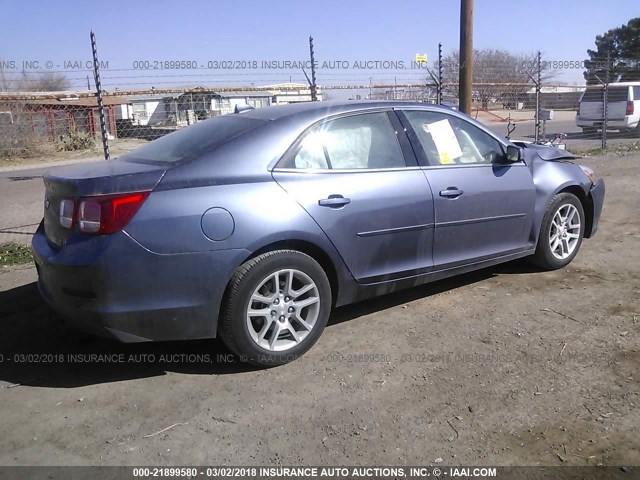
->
[[32, 101, 605, 365]]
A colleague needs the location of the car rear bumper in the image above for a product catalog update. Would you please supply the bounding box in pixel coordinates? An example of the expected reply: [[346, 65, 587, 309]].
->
[[576, 117, 638, 130], [32, 223, 249, 342], [586, 179, 605, 238]]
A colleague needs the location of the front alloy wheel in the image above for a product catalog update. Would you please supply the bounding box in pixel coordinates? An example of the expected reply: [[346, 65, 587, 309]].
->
[[548, 203, 582, 260], [530, 192, 585, 270]]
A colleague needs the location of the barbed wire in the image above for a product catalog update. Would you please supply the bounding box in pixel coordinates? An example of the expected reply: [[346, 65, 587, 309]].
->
[[1, 52, 638, 160]]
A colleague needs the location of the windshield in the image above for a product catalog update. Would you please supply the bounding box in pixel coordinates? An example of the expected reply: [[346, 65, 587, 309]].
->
[[120, 115, 266, 164]]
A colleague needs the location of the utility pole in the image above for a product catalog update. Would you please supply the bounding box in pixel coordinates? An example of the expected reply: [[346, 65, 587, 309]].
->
[[459, 0, 473, 114]]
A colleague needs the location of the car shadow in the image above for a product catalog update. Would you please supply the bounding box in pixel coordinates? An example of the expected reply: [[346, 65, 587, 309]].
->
[[0, 260, 535, 388], [0, 282, 255, 388], [327, 267, 496, 328]]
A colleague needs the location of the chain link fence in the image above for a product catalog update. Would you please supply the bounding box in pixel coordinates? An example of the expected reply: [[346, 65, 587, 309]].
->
[[0, 85, 321, 161], [1, 52, 639, 163]]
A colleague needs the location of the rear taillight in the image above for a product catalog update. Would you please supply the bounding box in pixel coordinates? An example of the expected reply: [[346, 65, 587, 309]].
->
[[627, 101, 634, 116], [78, 200, 102, 233], [58, 192, 149, 235], [59, 199, 74, 228]]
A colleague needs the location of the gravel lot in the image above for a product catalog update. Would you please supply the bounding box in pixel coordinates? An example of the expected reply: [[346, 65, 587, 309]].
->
[[0, 151, 638, 468]]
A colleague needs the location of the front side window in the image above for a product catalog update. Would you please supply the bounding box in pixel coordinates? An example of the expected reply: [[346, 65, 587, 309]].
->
[[283, 112, 405, 170], [403, 110, 505, 165]]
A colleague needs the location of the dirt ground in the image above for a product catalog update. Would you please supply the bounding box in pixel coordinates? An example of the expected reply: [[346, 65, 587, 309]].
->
[[0, 152, 638, 468]]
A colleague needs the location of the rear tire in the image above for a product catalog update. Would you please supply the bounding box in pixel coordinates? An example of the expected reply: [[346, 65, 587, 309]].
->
[[218, 250, 331, 367], [530, 193, 585, 270]]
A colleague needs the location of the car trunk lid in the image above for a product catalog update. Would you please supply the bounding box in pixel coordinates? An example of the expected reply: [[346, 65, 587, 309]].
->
[[42, 159, 166, 248]]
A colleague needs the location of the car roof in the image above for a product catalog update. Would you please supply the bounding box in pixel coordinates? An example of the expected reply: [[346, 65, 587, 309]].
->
[[230, 99, 513, 155], [239, 100, 454, 123], [238, 100, 511, 148]]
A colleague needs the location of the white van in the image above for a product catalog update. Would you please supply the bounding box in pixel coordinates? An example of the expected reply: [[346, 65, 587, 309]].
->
[[576, 82, 640, 135]]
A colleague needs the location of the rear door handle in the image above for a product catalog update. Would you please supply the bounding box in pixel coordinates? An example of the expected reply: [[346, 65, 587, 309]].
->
[[440, 187, 464, 198], [318, 194, 351, 208]]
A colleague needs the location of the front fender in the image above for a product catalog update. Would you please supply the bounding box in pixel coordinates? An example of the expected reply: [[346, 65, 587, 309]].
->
[[585, 179, 605, 238], [530, 156, 593, 245]]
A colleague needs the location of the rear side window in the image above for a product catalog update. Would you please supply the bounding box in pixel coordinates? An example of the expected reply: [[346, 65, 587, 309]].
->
[[121, 115, 265, 164], [281, 112, 406, 170], [633, 86, 640, 101], [581, 87, 630, 103], [581, 88, 603, 102], [608, 87, 630, 102]]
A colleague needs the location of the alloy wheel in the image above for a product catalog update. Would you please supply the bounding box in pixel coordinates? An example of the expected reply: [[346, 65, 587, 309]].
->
[[549, 203, 581, 260], [246, 269, 320, 352]]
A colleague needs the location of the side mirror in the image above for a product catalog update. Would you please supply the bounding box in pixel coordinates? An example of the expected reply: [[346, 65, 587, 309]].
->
[[234, 103, 254, 114], [504, 145, 522, 163]]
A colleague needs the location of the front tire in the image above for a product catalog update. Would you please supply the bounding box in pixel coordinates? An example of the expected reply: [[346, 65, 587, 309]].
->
[[218, 250, 332, 367], [530, 193, 585, 270]]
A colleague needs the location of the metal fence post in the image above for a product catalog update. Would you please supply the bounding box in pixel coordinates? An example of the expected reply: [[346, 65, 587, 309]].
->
[[602, 52, 610, 150], [535, 51, 541, 144], [309, 36, 317, 101], [594, 54, 610, 149], [437, 43, 443, 105], [90, 31, 109, 160]]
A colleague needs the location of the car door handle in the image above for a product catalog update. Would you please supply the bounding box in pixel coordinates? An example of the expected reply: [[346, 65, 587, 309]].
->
[[318, 195, 351, 208], [440, 187, 464, 198]]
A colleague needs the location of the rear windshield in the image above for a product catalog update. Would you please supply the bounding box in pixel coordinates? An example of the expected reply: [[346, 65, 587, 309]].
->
[[121, 115, 265, 164], [581, 86, 629, 103]]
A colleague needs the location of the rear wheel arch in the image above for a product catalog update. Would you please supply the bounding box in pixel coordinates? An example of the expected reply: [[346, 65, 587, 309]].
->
[[221, 240, 340, 312], [217, 248, 332, 366]]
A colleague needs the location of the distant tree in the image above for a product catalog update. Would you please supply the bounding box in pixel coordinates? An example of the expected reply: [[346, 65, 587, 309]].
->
[[439, 49, 555, 109], [17, 71, 71, 91], [584, 17, 640, 84], [0, 62, 71, 92], [0, 68, 11, 91], [0, 59, 16, 91]]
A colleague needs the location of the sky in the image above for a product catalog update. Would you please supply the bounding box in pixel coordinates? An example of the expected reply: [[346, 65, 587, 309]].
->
[[0, 0, 638, 92]]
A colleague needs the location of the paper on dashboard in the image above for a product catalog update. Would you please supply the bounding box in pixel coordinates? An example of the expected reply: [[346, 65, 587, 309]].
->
[[426, 119, 462, 164]]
